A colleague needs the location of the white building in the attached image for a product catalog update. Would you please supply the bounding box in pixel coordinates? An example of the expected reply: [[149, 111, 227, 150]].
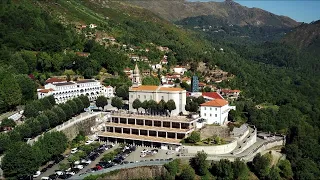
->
[[173, 66, 187, 75], [200, 99, 235, 125], [37, 79, 114, 104], [129, 64, 186, 116]]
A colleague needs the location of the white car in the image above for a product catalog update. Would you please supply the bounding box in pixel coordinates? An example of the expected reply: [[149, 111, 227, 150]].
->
[[75, 165, 84, 169], [71, 148, 78, 154], [74, 160, 80, 165], [81, 159, 92, 164], [41, 177, 50, 180], [140, 153, 146, 157], [56, 171, 64, 176], [66, 171, 76, 176], [141, 149, 148, 154], [33, 171, 41, 178], [85, 140, 94, 145], [166, 151, 175, 155]]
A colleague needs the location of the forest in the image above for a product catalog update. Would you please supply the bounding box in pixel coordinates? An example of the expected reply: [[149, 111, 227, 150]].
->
[[0, 0, 320, 179]]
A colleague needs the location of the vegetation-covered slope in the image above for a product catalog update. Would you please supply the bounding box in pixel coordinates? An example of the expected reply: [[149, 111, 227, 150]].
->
[[126, 0, 299, 28], [0, 0, 320, 179]]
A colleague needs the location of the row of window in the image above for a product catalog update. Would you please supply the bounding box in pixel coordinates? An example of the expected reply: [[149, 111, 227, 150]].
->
[[203, 113, 218, 117], [204, 107, 218, 111]]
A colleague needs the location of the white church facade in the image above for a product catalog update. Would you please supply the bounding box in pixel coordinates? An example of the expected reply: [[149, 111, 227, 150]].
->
[[128, 64, 187, 116]]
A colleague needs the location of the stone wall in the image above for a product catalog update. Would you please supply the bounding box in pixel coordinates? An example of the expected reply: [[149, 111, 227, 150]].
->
[[61, 115, 97, 140], [182, 139, 237, 154], [98, 166, 167, 180], [199, 125, 230, 139]]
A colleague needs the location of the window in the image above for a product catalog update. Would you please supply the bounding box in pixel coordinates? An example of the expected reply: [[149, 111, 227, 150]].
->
[[215, 108, 217, 111], [204, 107, 206, 110], [150, 95, 152, 99], [210, 107, 212, 110], [161, 96, 164, 100], [210, 114, 212, 117], [131, 95, 133, 98], [204, 113, 206, 116], [215, 114, 217, 117], [138, 95, 140, 98], [144, 95, 146, 99]]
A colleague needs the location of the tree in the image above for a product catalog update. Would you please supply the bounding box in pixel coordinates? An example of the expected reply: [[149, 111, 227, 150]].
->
[[14, 124, 32, 139], [9, 53, 29, 74], [2, 142, 40, 179], [278, 159, 293, 179], [233, 158, 249, 179], [252, 153, 272, 178], [132, 98, 142, 112], [158, 99, 166, 114], [37, 114, 50, 131], [164, 159, 181, 175], [196, 96, 205, 104], [21, 50, 37, 73], [66, 100, 78, 116], [0, 74, 22, 109], [111, 97, 123, 109], [73, 98, 84, 114], [15, 74, 36, 103], [79, 95, 90, 108], [40, 98, 52, 110], [148, 100, 157, 114], [43, 110, 59, 127], [24, 102, 39, 118], [213, 159, 234, 180], [187, 131, 201, 143], [179, 164, 196, 180], [0, 118, 16, 129], [116, 85, 129, 100], [52, 106, 67, 123], [26, 118, 42, 137], [96, 96, 108, 110], [267, 166, 281, 180], [46, 95, 56, 106], [142, 76, 160, 85], [0, 133, 10, 154], [59, 103, 73, 119], [141, 100, 148, 113], [190, 151, 209, 176], [166, 99, 176, 115]]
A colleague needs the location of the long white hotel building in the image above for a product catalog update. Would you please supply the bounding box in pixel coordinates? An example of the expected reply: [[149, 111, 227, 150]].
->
[[37, 78, 114, 104]]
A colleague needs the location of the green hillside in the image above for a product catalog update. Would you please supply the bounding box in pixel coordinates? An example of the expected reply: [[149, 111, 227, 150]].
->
[[0, 0, 320, 179]]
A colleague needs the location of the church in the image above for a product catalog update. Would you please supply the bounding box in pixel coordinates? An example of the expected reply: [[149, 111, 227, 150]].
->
[[128, 64, 187, 116]]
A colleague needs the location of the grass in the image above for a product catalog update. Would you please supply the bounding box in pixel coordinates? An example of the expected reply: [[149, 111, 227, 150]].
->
[[256, 102, 279, 111]]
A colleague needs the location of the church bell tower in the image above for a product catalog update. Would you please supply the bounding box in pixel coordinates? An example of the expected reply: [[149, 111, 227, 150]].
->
[[132, 64, 141, 87]]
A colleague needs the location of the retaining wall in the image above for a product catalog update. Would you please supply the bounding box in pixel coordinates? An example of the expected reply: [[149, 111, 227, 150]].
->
[[182, 139, 237, 154]]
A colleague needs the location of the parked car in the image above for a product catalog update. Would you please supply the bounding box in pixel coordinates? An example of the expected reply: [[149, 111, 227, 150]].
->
[[96, 165, 103, 170], [48, 174, 58, 180], [66, 171, 76, 176], [33, 171, 41, 178], [41, 167, 48, 173], [166, 151, 175, 155], [141, 149, 149, 153], [74, 160, 80, 165], [85, 140, 94, 145], [75, 165, 84, 170], [41, 177, 50, 180], [140, 153, 146, 157], [71, 148, 78, 154], [71, 168, 80, 173], [81, 159, 92, 164], [55, 171, 64, 176], [47, 163, 54, 168]]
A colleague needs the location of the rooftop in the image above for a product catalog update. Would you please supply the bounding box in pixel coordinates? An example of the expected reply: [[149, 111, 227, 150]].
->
[[38, 88, 54, 93], [200, 99, 228, 107], [76, 79, 97, 83], [45, 77, 66, 84], [54, 82, 76, 86], [130, 85, 185, 92], [98, 132, 181, 144], [202, 92, 224, 100], [111, 112, 198, 123]]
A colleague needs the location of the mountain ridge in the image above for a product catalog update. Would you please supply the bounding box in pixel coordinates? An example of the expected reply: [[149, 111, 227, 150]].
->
[[124, 0, 300, 28]]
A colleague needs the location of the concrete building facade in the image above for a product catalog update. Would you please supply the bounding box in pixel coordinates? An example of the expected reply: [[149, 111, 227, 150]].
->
[[200, 99, 236, 125]]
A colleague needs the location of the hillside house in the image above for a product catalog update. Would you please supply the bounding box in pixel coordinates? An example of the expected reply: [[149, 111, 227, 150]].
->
[[89, 24, 97, 29], [173, 66, 187, 75]]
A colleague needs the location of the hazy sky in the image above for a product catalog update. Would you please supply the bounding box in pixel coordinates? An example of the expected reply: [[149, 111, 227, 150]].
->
[[189, 0, 320, 23]]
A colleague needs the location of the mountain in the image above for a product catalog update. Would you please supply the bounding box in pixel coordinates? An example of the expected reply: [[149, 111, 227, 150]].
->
[[126, 0, 299, 28], [282, 20, 320, 51]]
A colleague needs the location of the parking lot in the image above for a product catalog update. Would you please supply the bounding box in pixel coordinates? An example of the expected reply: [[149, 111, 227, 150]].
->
[[125, 146, 177, 162]]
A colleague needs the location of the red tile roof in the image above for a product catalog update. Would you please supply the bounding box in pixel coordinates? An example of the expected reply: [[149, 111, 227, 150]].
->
[[202, 92, 224, 100], [200, 99, 228, 107], [38, 88, 54, 93], [45, 78, 65, 84], [221, 89, 241, 93]]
